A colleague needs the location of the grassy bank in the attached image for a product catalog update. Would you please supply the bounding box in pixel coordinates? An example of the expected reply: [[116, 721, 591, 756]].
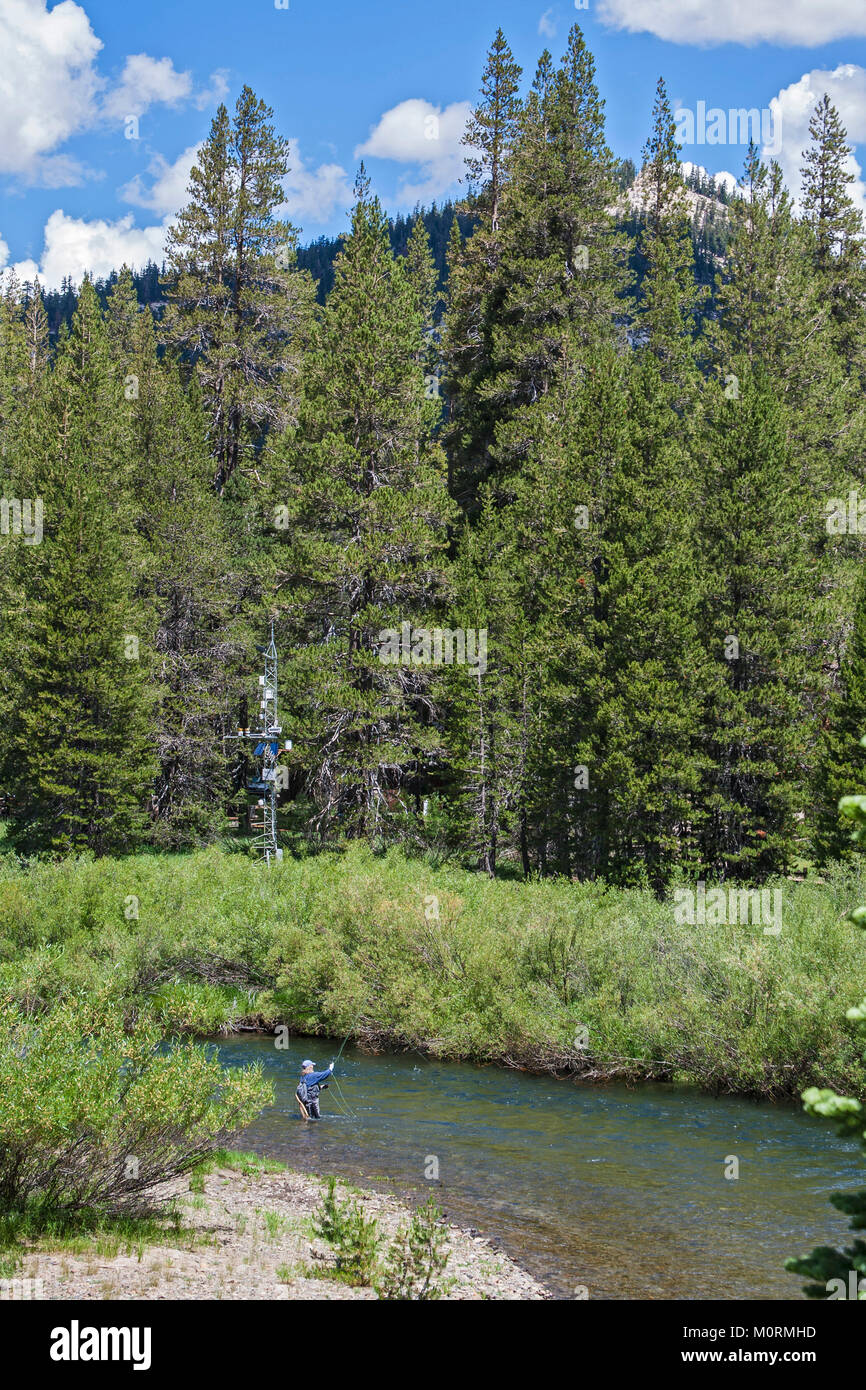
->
[[1, 843, 865, 1097]]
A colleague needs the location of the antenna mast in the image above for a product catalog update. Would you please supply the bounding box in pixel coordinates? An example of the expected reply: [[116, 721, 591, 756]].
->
[[227, 620, 290, 865]]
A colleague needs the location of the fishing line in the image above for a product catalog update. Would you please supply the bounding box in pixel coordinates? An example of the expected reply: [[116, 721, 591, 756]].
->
[[331, 1073, 358, 1121], [327, 1084, 350, 1119]]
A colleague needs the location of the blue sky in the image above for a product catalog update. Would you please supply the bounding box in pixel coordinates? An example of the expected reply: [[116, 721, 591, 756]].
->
[[2, 0, 866, 286]]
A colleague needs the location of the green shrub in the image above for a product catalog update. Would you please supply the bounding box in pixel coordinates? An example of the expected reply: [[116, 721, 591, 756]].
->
[[375, 1199, 452, 1300], [0, 995, 272, 1218], [311, 1176, 380, 1286]]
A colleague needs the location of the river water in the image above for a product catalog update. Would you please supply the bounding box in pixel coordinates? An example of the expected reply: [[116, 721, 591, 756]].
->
[[216, 1035, 863, 1300]]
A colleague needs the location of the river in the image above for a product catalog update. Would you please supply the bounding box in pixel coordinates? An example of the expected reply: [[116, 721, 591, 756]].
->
[[216, 1034, 863, 1300]]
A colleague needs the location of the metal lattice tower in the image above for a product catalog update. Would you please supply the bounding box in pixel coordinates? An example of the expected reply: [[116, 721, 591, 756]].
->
[[227, 621, 289, 865]]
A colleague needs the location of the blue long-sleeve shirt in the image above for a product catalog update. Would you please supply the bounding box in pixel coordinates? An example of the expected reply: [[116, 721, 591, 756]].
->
[[297, 1065, 333, 1093]]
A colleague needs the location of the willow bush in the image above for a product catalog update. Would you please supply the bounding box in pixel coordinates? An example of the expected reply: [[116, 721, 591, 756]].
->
[[0, 995, 271, 1217], [0, 843, 865, 1096]]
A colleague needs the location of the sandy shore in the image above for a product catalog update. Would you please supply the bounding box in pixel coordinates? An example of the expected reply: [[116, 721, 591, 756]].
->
[[18, 1166, 549, 1301]]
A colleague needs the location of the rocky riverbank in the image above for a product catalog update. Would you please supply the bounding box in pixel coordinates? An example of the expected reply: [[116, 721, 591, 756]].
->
[[17, 1164, 549, 1301]]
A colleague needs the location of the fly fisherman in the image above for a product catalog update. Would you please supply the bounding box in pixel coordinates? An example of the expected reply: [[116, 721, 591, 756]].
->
[[296, 1059, 335, 1120]]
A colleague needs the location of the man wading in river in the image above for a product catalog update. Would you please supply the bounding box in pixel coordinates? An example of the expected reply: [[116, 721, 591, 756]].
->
[[296, 1059, 335, 1120]]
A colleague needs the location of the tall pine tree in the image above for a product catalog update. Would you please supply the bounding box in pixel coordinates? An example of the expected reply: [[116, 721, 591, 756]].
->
[[163, 87, 315, 493], [275, 171, 455, 839], [815, 564, 866, 862], [443, 29, 522, 514], [0, 282, 156, 853]]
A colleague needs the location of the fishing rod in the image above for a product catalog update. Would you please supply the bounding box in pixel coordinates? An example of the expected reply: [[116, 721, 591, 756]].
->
[[332, 1006, 366, 1065]]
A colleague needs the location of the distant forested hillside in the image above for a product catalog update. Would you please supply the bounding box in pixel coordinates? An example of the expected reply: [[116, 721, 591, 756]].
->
[[39, 164, 732, 334]]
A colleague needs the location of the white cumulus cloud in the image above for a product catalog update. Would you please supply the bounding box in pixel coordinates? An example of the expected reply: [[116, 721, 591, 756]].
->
[[102, 54, 192, 122], [763, 64, 866, 213], [0, 0, 103, 181], [681, 161, 740, 195], [598, 0, 866, 47], [355, 98, 472, 206], [8, 209, 169, 288], [120, 144, 201, 216], [16, 136, 355, 289], [538, 7, 558, 39], [120, 138, 351, 229], [281, 140, 352, 227], [0, 0, 231, 186], [193, 69, 230, 112]]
